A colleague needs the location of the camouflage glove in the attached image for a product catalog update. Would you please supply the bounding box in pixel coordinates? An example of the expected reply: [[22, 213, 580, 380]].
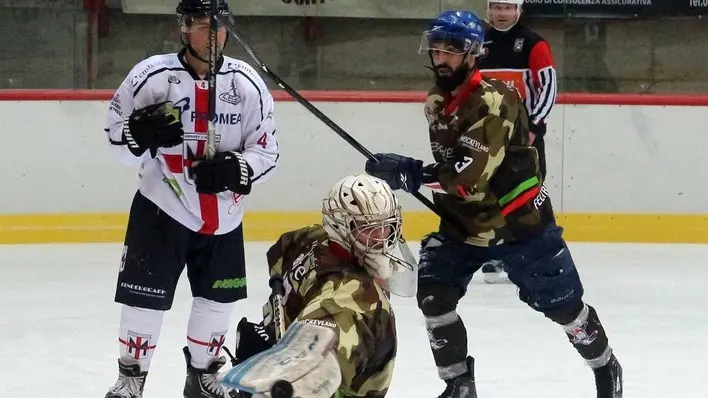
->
[[365, 153, 423, 193], [123, 101, 183, 158]]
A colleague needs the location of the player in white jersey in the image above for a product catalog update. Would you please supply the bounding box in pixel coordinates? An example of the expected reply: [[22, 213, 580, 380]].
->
[[103, 1, 278, 398]]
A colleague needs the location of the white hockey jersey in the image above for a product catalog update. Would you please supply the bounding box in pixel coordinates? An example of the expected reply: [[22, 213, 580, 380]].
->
[[105, 49, 279, 235]]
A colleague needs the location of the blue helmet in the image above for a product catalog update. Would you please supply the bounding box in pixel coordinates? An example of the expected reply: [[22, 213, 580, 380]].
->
[[419, 10, 485, 56]]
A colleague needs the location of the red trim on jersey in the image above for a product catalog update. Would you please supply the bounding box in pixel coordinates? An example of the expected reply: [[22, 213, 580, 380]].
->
[[456, 184, 469, 198], [444, 69, 483, 116], [163, 154, 183, 174], [329, 241, 354, 261], [500, 186, 541, 217], [527, 40, 557, 124], [528, 41, 555, 90], [194, 83, 219, 235]]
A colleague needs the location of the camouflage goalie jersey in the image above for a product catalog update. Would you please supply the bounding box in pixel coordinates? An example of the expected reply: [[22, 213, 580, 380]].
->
[[424, 70, 556, 246], [264, 225, 396, 398]]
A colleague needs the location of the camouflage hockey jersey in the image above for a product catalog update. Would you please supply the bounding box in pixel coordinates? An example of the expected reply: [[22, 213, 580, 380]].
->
[[264, 224, 396, 398], [424, 69, 555, 246]]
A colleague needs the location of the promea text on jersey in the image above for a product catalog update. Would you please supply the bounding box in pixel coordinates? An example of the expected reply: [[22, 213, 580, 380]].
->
[[190, 111, 242, 125]]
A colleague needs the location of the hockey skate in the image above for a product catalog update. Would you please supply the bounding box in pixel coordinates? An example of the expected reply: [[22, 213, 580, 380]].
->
[[593, 354, 623, 398], [481, 260, 510, 284], [437, 356, 477, 398], [183, 346, 234, 398], [105, 358, 147, 398]]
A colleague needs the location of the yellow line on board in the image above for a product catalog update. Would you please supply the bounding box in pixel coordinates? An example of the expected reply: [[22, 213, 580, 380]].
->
[[0, 212, 707, 244]]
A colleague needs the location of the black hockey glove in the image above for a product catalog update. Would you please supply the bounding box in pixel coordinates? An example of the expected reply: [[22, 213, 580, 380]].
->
[[234, 317, 275, 364], [191, 151, 253, 194], [123, 101, 184, 158], [365, 153, 424, 193]]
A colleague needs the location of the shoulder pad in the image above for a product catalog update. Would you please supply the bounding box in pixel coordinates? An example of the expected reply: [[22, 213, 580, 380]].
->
[[223, 57, 270, 95], [129, 53, 181, 88]]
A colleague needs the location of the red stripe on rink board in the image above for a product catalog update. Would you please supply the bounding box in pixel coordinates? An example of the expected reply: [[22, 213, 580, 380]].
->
[[2, 89, 708, 106], [193, 82, 219, 235]]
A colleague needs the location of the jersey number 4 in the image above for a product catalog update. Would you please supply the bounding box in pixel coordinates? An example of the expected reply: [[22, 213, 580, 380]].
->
[[257, 132, 268, 149]]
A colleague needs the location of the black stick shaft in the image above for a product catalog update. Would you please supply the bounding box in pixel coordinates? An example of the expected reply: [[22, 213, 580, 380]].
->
[[268, 275, 286, 341], [217, 15, 443, 218], [205, 0, 219, 159]]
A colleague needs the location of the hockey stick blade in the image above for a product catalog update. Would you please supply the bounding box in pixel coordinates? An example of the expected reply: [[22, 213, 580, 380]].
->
[[217, 15, 444, 219]]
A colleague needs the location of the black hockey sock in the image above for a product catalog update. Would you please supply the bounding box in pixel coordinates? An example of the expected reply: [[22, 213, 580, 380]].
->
[[425, 311, 469, 380], [555, 303, 612, 368]]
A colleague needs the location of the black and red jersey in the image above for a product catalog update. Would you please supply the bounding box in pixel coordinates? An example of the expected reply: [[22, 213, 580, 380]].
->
[[478, 24, 557, 127]]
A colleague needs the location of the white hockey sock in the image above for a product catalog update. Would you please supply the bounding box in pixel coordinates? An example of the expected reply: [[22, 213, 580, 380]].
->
[[186, 297, 235, 369], [118, 305, 165, 372]]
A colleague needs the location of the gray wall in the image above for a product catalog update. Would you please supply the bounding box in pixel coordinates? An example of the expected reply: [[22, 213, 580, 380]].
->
[[1, 1, 706, 93]]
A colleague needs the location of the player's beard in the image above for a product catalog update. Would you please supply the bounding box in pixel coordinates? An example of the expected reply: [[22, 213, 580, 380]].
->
[[433, 63, 470, 92]]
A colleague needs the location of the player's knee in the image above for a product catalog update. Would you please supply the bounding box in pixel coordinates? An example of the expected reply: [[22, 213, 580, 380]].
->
[[543, 299, 584, 325], [417, 281, 461, 317], [515, 246, 584, 312]]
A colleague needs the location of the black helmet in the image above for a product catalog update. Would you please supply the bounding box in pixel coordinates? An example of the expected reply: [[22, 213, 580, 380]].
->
[[176, 0, 231, 63], [176, 0, 230, 18]]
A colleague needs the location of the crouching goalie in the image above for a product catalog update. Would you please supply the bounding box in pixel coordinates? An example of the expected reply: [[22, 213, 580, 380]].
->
[[218, 174, 417, 398]]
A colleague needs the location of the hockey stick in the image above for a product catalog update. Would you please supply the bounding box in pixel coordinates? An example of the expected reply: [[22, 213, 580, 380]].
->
[[268, 275, 287, 340], [217, 15, 439, 220], [224, 275, 287, 365], [204, 0, 219, 160], [222, 275, 292, 397]]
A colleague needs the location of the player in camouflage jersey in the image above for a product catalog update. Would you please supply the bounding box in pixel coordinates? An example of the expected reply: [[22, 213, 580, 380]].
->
[[365, 10, 623, 398], [224, 174, 414, 398]]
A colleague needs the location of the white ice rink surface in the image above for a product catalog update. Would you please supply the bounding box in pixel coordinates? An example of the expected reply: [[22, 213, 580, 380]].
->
[[1, 242, 707, 398]]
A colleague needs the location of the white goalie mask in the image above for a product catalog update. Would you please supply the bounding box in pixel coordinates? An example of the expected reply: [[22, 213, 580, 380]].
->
[[322, 174, 417, 297]]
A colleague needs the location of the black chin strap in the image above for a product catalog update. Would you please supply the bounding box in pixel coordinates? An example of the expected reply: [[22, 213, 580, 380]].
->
[[180, 33, 229, 64]]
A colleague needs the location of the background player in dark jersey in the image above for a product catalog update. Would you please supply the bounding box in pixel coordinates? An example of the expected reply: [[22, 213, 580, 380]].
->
[[478, 0, 558, 283], [365, 10, 622, 398], [221, 174, 412, 398]]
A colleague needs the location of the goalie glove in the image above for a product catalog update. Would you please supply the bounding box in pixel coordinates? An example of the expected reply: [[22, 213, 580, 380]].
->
[[219, 321, 341, 398], [123, 101, 184, 158]]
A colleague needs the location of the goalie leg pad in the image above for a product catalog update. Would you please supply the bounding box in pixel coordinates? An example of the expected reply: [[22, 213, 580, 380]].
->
[[218, 321, 336, 394]]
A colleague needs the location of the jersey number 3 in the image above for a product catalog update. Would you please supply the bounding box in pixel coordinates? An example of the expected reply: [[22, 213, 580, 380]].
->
[[455, 156, 474, 173]]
